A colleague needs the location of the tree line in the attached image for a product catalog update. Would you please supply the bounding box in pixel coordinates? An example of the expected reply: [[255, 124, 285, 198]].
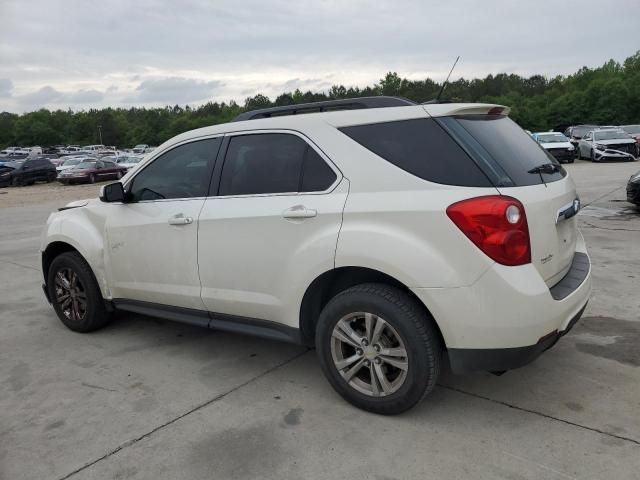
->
[[1, 51, 639, 149]]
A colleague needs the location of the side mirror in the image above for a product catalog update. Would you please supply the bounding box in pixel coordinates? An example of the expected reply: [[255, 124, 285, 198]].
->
[[100, 182, 125, 203]]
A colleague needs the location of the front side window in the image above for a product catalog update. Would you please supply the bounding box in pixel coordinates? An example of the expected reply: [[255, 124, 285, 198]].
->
[[129, 138, 221, 201], [219, 133, 336, 196]]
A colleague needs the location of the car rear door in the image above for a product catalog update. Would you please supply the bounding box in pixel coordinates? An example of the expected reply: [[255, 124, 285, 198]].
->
[[197, 131, 347, 327], [104, 137, 221, 310]]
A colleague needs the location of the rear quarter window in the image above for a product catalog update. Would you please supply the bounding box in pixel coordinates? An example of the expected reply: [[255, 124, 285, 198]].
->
[[339, 118, 493, 187]]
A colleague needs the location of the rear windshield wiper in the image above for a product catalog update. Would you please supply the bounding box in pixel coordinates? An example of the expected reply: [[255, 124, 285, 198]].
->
[[527, 163, 559, 187], [527, 163, 559, 174]]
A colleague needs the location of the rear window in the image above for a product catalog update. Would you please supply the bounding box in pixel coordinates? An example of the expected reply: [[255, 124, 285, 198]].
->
[[339, 118, 492, 187], [438, 115, 566, 187]]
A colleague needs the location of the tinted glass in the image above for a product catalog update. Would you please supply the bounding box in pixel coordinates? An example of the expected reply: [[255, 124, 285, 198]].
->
[[219, 134, 306, 196], [442, 115, 566, 186], [301, 147, 337, 192], [129, 138, 220, 201], [102, 161, 117, 168], [340, 118, 492, 187]]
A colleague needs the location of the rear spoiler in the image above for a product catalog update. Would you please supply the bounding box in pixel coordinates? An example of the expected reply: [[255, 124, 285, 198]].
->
[[423, 103, 511, 118]]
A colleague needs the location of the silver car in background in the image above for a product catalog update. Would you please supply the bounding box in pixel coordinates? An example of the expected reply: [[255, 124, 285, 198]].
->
[[577, 129, 637, 162]]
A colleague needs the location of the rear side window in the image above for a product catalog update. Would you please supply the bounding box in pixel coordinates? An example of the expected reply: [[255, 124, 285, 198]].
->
[[219, 133, 336, 196], [339, 118, 492, 187], [439, 115, 566, 186]]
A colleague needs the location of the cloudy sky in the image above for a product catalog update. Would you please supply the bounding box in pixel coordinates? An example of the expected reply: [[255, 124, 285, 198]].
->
[[1, 0, 638, 113]]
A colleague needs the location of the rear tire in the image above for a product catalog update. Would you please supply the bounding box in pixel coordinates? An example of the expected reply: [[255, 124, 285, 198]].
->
[[47, 252, 111, 333], [89, 174, 96, 184], [315, 283, 441, 415]]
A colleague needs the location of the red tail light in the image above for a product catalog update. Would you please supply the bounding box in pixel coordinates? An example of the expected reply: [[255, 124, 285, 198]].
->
[[446, 195, 531, 266]]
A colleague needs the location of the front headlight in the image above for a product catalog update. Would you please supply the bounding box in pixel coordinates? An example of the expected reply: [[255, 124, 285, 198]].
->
[[595, 143, 606, 151], [631, 173, 640, 183], [567, 146, 575, 151], [0, 171, 10, 177]]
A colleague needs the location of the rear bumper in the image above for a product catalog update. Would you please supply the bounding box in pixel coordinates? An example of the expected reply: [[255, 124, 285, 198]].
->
[[447, 303, 586, 373], [411, 233, 591, 372]]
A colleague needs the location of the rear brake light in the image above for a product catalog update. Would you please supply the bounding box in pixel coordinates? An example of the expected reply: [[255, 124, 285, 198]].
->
[[487, 107, 505, 115], [446, 195, 531, 266]]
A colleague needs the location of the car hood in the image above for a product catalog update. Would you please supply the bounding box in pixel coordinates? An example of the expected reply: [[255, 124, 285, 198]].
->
[[540, 141, 573, 150], [595, 138, 636, 146]]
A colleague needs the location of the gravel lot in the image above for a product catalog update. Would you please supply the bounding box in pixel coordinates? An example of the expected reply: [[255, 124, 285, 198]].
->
[[1, 161, 639, 480]]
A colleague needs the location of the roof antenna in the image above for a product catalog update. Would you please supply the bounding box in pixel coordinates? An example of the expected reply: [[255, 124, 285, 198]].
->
[[434, 56, 460, 103]]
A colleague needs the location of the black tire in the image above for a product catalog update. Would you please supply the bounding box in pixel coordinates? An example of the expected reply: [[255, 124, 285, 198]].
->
[[590, 149, 597, 162], [568, 158, 575, 163], [315, 283, 441, 415], [11, 176, 21, 187], [47, 252, 111, 333], [89, 173, 96, 184]]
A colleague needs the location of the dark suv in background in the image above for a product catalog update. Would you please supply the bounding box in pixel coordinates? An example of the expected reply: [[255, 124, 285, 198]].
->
[[0, 158, 57, 187]]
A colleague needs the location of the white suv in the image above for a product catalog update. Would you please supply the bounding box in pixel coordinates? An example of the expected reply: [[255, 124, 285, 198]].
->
[[41, 97, 591, 414]]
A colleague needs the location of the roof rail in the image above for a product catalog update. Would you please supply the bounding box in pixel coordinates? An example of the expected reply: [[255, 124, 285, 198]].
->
[[232, 96, 416, 122]]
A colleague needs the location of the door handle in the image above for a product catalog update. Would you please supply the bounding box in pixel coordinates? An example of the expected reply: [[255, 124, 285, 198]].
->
[[282, 205, 317, 219], [168, 214, 194, 225]]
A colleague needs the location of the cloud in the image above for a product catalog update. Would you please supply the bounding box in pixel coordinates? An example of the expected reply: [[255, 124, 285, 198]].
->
[[1, 0, 639, 112], [0, 79, 13, 97], [19, 86, 64, 106], [68, 89, 104, 103], [131, 77, 224, 103]]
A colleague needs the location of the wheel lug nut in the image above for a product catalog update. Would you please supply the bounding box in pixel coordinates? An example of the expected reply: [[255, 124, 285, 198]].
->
[[361, 339, 369, 346], [356, 349, 363, 356], [374, 358, 381, 365], [373, 344, 380, 352], [364, 360, 371, 367]]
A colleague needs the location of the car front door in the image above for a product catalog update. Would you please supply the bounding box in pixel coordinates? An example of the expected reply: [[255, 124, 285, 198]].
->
[[104, 137, 222, 310], [580, 132, 592, 157], [197, 131, 347, 327]]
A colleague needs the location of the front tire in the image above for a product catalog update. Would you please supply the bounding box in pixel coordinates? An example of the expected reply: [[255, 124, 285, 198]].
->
[[47, 252, 111, 332], [316, 283, 441, 415], [590, 149, 597, 162]]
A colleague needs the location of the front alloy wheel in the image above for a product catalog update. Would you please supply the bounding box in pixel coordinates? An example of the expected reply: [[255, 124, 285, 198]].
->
[[54, 267, 88, 322], [331, 312, 408, 397], [47, 252, 111, 332]]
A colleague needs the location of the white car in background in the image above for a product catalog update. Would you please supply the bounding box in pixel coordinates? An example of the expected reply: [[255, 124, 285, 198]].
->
[[533, 132, 576, 164], [115, 154, 144, 172], [40, 97, 591, 414], [56, 156, 96, 173], [577, 129, 637, 161]]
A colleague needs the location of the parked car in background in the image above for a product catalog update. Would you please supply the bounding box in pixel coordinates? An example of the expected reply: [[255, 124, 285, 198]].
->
[[627, 170, 640, 206], [532, 132, 576, 163], [620, 125, 640, 148], [564, 125, 598, 151], [115, 154, 144, 172], [577, 129, 637, 161], [132, 144, 149, 154], [0, 158, 56, 186], [56, 156, 96, 173], [41, 97, 591, 414], [57, 159, 126, 184]]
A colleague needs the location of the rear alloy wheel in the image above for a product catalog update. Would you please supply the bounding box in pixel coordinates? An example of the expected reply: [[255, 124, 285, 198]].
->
[[316, 283, 441, 415], [47, 252, 111, 332]]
